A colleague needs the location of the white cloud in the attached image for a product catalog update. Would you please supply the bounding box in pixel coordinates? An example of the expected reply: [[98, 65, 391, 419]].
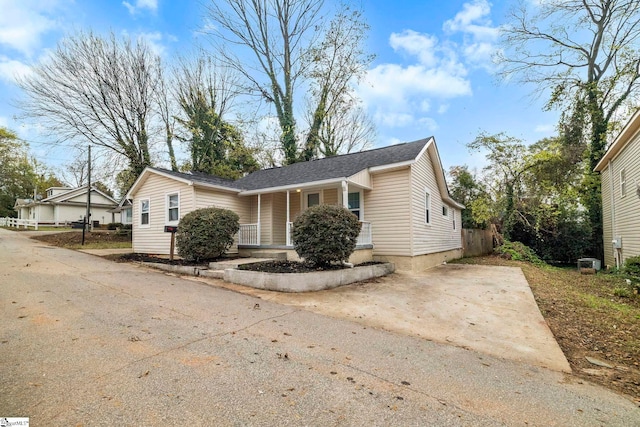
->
[[443, 0, 500, 70], [359, 27, 472, 131], [123, 0, 158, 15], [0, 0, 66, 57], [534, 124, 555, 133], [0, 56, 33, 84], [137, 31, 166, 56]]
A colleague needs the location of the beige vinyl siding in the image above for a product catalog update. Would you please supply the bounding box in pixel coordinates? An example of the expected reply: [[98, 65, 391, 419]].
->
[[366, 168, 412, 256], [323, 188, 339, 206], [132, 174, 194, 255], [271, 193, 287, 244], [289, 192, 301, 220], [195, 186, 250, 252], [410, 149, 462, 256], [259, 194, 273, 245], [606, 132, 640, 265], [348, 169, 372, 188], [601, 166, 614, 267]]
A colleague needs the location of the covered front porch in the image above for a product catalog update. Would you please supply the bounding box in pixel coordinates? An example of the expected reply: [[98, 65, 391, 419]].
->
[[237, 179, 372, 250]]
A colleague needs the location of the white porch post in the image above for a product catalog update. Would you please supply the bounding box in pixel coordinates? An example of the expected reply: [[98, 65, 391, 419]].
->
[[341, 180, 349, 209], [257, 194, 261, 246], [286, 190, 291, 246]]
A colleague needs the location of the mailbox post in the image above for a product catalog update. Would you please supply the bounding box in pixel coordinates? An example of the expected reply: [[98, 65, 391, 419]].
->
[[164, 226, 178, 260]]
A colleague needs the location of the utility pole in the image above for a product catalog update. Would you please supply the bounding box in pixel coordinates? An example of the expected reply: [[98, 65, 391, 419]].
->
[[82, 145, 92, 245]]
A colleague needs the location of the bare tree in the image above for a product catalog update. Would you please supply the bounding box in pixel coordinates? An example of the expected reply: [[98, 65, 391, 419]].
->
[[315, 104, 374, 157], [204, 0, 372, 164], [301, 5, 374, 160], [18, 31, 170, 179], [497, 0, 640, 258]]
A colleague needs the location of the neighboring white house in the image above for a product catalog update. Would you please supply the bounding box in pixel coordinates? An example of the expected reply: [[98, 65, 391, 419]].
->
[[108, 198, 133, 225], [13, 185, 119, 226], [595, 109, 640, 268], [127, 137, 464, 271]]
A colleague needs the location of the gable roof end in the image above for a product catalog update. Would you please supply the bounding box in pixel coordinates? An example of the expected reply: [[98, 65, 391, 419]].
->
[[595, 108, 640, 172]]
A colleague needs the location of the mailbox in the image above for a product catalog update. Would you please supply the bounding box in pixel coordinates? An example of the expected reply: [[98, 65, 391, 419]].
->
[[164, 225, 178, 233]]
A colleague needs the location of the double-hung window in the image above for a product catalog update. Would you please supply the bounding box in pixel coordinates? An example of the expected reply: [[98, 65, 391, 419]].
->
[[620, 169, 627, 197], [167, 193, 179, 223], [348, 192, 361, 220], [425, 189, 431, 224], [140, 199, 150, 227]]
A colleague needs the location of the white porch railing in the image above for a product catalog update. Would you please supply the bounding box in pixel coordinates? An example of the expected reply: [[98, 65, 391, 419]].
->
[[238, 223, 259, 246], [0, 217, 39, 230], [357, 221, 372, 246], [286, 221, 294, 246], [285, 221, 371, 247]]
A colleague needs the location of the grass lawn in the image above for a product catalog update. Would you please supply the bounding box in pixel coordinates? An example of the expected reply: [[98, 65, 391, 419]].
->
[[454, 255, 640, 402]]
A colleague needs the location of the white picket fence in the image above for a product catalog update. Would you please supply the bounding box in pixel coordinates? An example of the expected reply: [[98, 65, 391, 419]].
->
[[0, 217, 40, 230]]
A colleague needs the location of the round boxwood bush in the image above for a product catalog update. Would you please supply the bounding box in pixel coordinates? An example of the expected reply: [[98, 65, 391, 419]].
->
[[292, 204, 361, 267], [176, 207, 239, 262]]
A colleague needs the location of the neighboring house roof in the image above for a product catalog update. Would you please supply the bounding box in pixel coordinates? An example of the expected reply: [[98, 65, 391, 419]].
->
[[42, 185, 118, 205], [595, 109, 640, 172], [13, 198, 32, 208], [128, 137, 464, 208], [235, 138, 430, 191]]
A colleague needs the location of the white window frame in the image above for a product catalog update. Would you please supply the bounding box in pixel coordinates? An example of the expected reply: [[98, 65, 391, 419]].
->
[[442, 205, 448, 217], [453, 211, 457, 231], [123, 207, 133, 225], [620, 168, 626, 197], [166, 192, 180, 224], [425, 189, 431, 225], [140, 198, 150, 228], [348, 190, 363, 220]]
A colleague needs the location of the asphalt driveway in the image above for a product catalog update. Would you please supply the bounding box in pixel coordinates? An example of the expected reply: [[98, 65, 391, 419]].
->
[[1, 229, 638, 425], [203, 264, 571, 372]]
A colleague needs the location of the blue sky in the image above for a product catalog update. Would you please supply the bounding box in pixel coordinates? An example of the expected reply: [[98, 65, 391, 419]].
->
[[0, 0, 559, 175]]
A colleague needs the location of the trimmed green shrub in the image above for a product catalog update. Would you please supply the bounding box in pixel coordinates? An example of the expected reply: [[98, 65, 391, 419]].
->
[[292, 204, 361, 267], [176, 207, 239, 262], [107, 222, 123, 230], [623, 255, 640, 278], [494, 241, 546, 266]]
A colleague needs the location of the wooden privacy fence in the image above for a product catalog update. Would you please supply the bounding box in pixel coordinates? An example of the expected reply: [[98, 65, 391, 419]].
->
[[461, 228, 494, 257]]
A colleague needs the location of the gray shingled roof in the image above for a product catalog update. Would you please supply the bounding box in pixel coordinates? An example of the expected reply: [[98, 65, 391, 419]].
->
[[150, 138, 429, 192], [149, 168, 239, 189], [235, 138, 429, 191]]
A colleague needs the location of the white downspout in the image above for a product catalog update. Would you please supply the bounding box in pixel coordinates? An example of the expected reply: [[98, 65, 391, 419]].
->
[[609, 160, 618, 268]]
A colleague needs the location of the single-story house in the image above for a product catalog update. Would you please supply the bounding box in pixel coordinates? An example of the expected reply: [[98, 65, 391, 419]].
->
[[13, 185, 119, 226], [595, 109, 640, 268], [127, 137, 464, 271], [108, 198, 133, 225]]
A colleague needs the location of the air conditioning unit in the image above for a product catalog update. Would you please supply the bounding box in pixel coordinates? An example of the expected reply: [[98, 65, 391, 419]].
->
[[578, 257, 601, 271], [612, 237, 622, 249]]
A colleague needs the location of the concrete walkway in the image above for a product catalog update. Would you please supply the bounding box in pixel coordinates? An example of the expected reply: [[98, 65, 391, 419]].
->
[[196, 264, 570, 372]]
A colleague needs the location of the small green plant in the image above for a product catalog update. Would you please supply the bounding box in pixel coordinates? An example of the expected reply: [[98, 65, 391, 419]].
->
[[107, 222, 123, 230], [494, 241, 546, 266], [292, 204, 361, 267], [176, 207, 239, 262], [623, 255, 640, 278], [613, 286, 633, 298]]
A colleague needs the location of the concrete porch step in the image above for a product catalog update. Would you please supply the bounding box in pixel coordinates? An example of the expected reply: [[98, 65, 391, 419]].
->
[[249, 251, 288, 260], [208, 257, 274, 270]]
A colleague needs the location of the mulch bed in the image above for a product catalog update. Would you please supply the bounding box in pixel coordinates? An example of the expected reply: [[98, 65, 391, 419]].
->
[[238, 260, 382, 273], [113, 253, 228, 266]]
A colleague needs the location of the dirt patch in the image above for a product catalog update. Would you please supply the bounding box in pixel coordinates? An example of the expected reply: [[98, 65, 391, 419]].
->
[[455, 255, 640, 402], [31, 231, 131, 248]]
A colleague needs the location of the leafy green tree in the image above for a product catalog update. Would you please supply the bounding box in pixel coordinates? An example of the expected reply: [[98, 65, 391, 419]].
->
[[448, 165, 488, 229], [0, 127, 62, 216], [498, 0, 640, 258], [174, 55, 259, 179]]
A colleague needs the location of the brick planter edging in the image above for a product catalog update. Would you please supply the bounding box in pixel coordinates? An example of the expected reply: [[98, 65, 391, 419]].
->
[[223, 263, 395, 292]]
